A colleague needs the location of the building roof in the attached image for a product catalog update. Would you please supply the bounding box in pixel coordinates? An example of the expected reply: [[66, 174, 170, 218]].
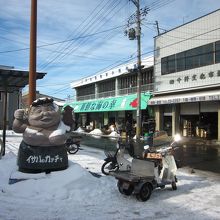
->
[[70, 56, 153, 88], [0, 67, 46, 92], [154, 8, 220, 38]]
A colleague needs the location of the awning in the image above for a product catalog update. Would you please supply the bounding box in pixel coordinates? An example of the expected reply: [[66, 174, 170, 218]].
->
[[148, 90, 220, 105], [65, 93, 152, 113], [0, 68, 46, 92]]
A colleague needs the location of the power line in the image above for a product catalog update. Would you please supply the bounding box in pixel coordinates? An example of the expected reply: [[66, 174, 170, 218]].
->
[[38, 0, 120, 69], [39, 0, 126, 70], [0, 25, 126, 54], [38, 0, 112, 69], [47, 26, 220, 93]]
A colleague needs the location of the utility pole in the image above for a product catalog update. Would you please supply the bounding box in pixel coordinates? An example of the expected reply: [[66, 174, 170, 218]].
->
[[136, 0, 141, 141], [155, 20, 160, 35], [126, 0, 149, 141], [29, 0, 37, 105]]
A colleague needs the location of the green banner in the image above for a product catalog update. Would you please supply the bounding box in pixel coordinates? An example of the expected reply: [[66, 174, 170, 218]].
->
[[64, 93, 152, 113]]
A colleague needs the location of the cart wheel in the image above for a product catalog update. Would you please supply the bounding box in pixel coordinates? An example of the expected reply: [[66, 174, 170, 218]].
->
[[172, 181, 177, 190], [117, 180, 134, 196], [160, 185, 165, 189], [123, 185, 134, 196], [136, 183, 152, 202], [117, 180, 124, 194]]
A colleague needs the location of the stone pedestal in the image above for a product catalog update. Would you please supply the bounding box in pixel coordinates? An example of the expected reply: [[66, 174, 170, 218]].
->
[[17, 141, 68, 173]]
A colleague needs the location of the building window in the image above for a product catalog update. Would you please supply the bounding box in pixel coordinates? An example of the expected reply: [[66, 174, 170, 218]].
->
[[161, 57, 168, 75], [119, 75, 137, 89], [176, 52, 185, 72], [77, 84, 95, 97], [215, 41, 220, 63], [161, 42, 215, 75], [98, 79, 115, 93], [185, 43, 213, 69], [167, 55, 176, 73]]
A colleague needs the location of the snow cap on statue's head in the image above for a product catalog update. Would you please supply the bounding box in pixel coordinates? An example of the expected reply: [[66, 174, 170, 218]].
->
[[31, 97, 59, 111]]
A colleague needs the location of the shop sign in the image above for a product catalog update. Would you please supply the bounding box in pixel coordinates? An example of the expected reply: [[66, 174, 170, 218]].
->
[[65, 93, 152, 113], [149, 94, 220, 105], [169, 70, 220, 85], [79, 99, 117, 112]]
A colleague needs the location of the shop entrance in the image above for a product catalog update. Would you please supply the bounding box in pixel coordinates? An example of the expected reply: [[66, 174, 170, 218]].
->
[[181, 115, 199, 137], [198, 112, 218, 139], [125, 111, 133, 124], [164, 116, 172, 136], [181, 113, 218, 139]]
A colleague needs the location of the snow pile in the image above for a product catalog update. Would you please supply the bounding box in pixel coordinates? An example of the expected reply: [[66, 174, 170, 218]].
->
[[89, 129, 103, 135], [0, 136, 220, 220], [108, 131, 119, 137], [75, 127, 85, 132], [109, 125, 115, 131], [0, 130, 22, 136]]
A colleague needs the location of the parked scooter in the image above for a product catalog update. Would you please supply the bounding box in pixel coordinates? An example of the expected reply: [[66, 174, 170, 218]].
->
[[101, 138, 132, 175], [65, 135, 81, 154], [108, 133, 181, 202], [142, 133, 181, 190]]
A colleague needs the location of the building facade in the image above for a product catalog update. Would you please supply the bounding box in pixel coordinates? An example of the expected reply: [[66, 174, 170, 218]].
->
[[149, 9, 220, 140], [67, 57, 154, 133]]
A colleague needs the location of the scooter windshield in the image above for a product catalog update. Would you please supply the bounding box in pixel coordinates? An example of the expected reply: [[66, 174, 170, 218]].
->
[[153, 131, 172, 148]]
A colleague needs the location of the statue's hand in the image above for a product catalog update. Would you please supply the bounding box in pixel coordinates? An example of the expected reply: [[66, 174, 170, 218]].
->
[[14, 109, 26, 120]]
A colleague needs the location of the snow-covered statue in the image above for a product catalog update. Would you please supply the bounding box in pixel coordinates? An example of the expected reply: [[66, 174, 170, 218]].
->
[[13, 97, 72, 173]]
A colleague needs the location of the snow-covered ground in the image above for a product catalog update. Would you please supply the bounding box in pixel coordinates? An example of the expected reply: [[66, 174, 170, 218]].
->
[[0, 135, 220, 220]]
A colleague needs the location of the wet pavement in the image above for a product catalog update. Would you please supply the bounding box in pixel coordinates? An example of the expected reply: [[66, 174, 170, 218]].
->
[[174, 138, 220, 174]]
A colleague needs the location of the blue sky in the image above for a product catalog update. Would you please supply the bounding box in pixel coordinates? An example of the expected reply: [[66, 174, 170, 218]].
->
[[0, 0, 220, 100]]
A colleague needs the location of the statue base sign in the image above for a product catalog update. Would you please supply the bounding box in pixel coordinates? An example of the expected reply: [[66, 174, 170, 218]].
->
[[17, 141, 68, 173]]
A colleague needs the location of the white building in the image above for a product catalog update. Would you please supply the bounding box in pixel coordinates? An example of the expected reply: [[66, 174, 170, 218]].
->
[[68, 56, 154, 132], [149, 9, 220, 140]]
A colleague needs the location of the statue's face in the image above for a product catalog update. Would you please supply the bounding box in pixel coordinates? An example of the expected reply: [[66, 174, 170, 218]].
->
[[28, 103, 60, 128]]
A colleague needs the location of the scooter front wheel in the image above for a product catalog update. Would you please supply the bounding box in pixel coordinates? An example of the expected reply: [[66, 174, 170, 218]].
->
[[101, 161, 119, 175]]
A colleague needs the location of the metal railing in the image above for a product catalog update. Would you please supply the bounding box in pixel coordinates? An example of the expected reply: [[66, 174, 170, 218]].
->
[[97, 90, 115, 98], [67, 83, 154, 102]]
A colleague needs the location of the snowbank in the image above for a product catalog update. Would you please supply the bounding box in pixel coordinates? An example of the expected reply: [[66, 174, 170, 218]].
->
[[0, 136, 219, 220], [0, 130, 22, 136], [89, 129, 103, 135], [75, 127, 85, 133], [108, 131, 119, 137]]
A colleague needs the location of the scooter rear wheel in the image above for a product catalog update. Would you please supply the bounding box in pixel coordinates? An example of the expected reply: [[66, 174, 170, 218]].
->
[[136, 183, 152, 202]]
